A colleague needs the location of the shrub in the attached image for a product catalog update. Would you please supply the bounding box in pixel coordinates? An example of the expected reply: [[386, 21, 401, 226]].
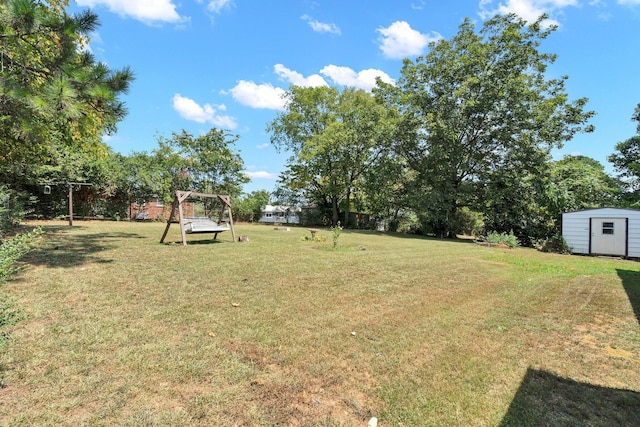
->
[[539, 234, 571, 254], [485, 230, 520, 248], [300, 234, 327, 242], [331, 222, 343, 249], [0, 227, 43, 349]]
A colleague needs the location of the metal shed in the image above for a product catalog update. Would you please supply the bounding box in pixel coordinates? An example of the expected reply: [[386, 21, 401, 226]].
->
[[562, 207, 640, 257]]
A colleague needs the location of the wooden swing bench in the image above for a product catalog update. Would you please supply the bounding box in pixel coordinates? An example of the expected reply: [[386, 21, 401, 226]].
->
[[160, 191, 237, 246], [184, 217, 229, 235]]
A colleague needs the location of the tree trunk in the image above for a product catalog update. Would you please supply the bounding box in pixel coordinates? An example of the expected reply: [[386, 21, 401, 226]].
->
[[343, 188, 351, 228], [331, 196, 339, 226]]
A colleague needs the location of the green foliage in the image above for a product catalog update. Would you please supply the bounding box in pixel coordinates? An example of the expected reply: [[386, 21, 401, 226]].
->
[[268, 87, 394, 227], [0, 186, 26, 231], [456, 208, 484, 237], [331, 221, 342, 248], [485, 231, 520, 248], [0, 0, 134, 164], [233, 190, 271, 222], [0, 227, 43, 348], [607, 103, 640, 206], [375, 13, 594, 239], [300, 234, 327, 242], [154, 129, 248, 199], [538, 234, 571, 254], [0, 0, 133, 222], [548, 155, 621, 216]]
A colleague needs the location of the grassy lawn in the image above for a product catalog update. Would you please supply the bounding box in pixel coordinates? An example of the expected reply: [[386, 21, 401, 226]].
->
[[1, 220, 639, 426]]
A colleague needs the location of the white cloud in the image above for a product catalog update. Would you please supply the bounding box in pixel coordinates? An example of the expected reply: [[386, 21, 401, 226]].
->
[[75, 0, 184, 23], [256, 143, 270, 149], [230, 65, 394, 111], [228, 81, 287, 110], [377, 21, 441, 59], [244, 170, 278, 180], [320, 65, 395, 91], [301, 14, 341, 35], [172, 94, 237, 129], [478, 0, 580, 26], [274, 64, 328, 87], [618, 0, 640, 5], [203, 0, 234, 14]]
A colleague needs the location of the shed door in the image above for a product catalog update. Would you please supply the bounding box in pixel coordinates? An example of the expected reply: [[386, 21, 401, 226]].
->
[[590, 218, 627, 256]]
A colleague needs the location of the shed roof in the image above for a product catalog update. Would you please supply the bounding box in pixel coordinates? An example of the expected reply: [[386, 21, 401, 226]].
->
[[563, 207, 640, 215]]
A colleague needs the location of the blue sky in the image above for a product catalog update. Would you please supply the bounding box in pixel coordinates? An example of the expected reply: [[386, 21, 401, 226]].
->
[[70, 0, 640, 193]]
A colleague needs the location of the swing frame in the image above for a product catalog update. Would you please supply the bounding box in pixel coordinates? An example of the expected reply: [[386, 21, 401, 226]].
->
[[160, 190, 237, 245]]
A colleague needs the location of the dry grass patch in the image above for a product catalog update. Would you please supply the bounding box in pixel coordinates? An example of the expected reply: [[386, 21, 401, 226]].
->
[[0, 221, 638, 426]]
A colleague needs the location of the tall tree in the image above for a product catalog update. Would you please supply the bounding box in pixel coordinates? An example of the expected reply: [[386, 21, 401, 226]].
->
[[268, 86, 392, 227], [376, 14, 594, 238], [608, 102, 640, 205], [0, 0, 133, 164], [548, 155, 620, 214]]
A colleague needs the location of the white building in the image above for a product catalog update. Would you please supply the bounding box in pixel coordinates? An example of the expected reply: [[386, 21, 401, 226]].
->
[[259, 205, 301, 224], [562, 207, 640, 257]]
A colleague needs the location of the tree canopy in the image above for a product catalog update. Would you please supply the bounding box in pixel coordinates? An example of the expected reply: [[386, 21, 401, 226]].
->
[[153, 128, 248, 200], [268, 86, 393, 226], [608, 103, 640, 205], [0, 0, 133, 164], [376, 14, 594, 238]]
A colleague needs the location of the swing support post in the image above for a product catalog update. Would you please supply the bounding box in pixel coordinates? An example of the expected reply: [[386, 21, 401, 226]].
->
[[160, 190, 236, 245]]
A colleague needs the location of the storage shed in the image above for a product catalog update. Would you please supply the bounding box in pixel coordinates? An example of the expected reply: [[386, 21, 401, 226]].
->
[[562, 207, 640, 257]]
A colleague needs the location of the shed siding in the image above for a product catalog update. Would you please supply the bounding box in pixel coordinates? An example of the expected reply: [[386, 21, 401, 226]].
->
[[562, 208, 640, 257]]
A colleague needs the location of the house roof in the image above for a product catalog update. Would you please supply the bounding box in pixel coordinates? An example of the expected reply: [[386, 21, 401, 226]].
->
[[261, 205, 302, 213]]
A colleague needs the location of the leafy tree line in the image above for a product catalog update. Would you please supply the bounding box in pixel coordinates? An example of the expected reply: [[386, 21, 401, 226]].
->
[[0, 1, 252, 225], [0, 2, 638, 248], [268, 14, 637, 245]]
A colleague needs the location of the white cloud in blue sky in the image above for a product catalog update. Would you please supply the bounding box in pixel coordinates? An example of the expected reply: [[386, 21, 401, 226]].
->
[[75, 0, 640, 193], [301, 15, 341, 35], [320, 65, 394, 91], [75, 0, 184, 23], [227, 81, 287, 110], [478, 0, 579, 26], [274, 64, 328, 88], [244, 171, 278, 180], [377, 21, 442, 59], [172, 94, 237, 129], [203, 0, 234, 14]]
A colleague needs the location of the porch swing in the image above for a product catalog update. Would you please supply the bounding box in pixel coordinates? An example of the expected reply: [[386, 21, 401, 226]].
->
[[160, 190, 237, 245]]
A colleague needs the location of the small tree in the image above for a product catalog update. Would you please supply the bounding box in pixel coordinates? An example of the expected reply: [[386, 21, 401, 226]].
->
[[154, 128, 248, 201]]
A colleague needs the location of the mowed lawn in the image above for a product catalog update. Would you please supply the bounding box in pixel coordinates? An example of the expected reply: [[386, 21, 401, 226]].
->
[[1, 221, 639, 426]]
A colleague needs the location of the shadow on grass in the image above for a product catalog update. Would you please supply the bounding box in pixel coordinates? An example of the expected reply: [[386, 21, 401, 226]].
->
[[20, 225, 145, 268], [500, 368, 640, 426], [616, 269, 640, 325], [162, 238, 228, 246], [342, 229, 478, 244]]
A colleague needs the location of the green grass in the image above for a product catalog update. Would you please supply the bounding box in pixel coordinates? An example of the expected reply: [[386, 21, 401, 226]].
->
[[1, 220, 639, 426]]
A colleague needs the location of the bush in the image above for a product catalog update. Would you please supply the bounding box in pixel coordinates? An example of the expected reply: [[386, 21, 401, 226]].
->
[[538, 234, 571, 254], [485, 230, 520, 248], [300, 234, 327, 243], [0, 227, 43, 349]]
